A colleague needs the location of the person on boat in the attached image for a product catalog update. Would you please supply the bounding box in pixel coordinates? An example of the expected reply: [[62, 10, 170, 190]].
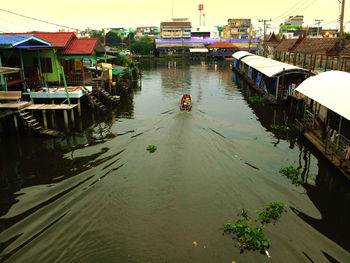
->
[[182, 96, 191, 109]]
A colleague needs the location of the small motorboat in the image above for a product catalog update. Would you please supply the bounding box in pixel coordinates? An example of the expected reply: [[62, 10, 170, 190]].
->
[[180, 94, 192, 112]]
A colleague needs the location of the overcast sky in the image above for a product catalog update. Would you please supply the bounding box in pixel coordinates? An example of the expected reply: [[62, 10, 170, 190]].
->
[[0, 0, 349, 33]]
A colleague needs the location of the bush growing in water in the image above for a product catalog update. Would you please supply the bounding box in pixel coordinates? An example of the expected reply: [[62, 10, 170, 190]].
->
[[248, 95, 264, 103], [146, 145, 157, 153], [280, 165, 303, 185], [256, 201, 286, 224], [223, 202, 286, 254]]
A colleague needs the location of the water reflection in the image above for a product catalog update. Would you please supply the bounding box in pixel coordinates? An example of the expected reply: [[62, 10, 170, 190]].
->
[[0, 61, 349, 262], [234, 71, 350, 252]]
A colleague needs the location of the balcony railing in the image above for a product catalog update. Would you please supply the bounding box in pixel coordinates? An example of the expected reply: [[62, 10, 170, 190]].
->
[[6, 70, 24, 86], [66, 71, 92, 85]]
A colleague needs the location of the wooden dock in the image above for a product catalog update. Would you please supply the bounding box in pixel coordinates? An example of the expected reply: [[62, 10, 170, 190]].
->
[[25, 104, 77, 110], [0, 101, 32, 110], [304, 131, 350, 180]]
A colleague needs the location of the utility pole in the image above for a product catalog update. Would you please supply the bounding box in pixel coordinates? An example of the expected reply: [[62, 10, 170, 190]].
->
[[337, 0, 345, 70], [259, 19, 271, 56], [315, 19, 323, 36]]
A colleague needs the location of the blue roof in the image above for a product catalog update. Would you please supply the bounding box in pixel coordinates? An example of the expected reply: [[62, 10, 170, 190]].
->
[[0, 34, 52, 48], [155, 38, 260, 44]]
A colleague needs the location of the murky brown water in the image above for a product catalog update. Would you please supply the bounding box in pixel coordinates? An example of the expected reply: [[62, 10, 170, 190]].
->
[[0, 61, 349, 262]]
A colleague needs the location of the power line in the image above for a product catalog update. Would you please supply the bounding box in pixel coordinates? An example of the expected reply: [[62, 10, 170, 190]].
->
[[0, 8, 78, 31], [272, 0, 311, 22]]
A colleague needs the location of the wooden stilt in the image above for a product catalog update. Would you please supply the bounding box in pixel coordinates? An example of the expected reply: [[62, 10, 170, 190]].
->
[[42, 110, 48, 129], [77, 98, 82, 117], [50, 110, 55, 128], [13, 114, 18, 132], [70, 109, 75, 128], [63, 110, 69, 131]]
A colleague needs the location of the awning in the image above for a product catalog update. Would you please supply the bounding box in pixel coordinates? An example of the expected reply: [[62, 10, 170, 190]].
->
[[112, 69, 124, 75], [240, 55, 309, 77], [58, 55, 93, 60], [189, 48, 208, 53], [96, 54, 117, 60], [296, 71, 350, 120]]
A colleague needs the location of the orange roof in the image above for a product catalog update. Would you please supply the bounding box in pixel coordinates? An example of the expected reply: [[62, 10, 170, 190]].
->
[[207, 41, 237, 48], [58, 38, 105, 55], [4, 32, 76, 47]]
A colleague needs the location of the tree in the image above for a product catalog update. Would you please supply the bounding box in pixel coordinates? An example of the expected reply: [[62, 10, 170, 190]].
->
[[90, 31, 104, 43], [106, 31, 122, 47], [131, 36, 154, 55]]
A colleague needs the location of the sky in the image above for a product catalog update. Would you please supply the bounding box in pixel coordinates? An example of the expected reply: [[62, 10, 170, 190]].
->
[[0, 0, 349, 33]]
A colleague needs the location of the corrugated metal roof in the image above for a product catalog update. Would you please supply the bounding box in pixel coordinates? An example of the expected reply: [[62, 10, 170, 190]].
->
[[4, 32, 76, 47], [58, 38, 105, 55], [240, 55, 309, 77], [296, 71, 350, 120], [0, 34, 51, 47]]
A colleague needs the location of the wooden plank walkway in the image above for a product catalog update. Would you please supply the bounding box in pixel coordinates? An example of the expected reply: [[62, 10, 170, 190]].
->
[[0, 101, 32, 109], [25, 104, 77, 110], [304, 131, 350, 180]]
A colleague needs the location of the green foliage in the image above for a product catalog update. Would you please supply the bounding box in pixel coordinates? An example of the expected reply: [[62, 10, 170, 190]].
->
[[90, 31, 104, 43], [271, 124, 298, 132], [146, 145, 157, 153], [223, 202, 286, 253], [256, 201, 286, 224], [106, 31, 122, 47], [120, 55, 133, 67], [248, 95, 264, 103], [131, 36, 154, 55], [280, 165, 303, 185], [345, 32, 350, 40]]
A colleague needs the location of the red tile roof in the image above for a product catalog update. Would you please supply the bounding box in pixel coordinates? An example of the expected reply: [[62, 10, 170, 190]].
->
[[207, 41, 237, 48], [275, 36, 304, 52], [58, 38, 105, 55], [4, 32, 76, 47], [293, 37, 338, 55]]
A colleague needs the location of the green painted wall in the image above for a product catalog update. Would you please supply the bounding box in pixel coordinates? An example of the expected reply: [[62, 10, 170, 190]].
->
[[22, 50, 63, 84]]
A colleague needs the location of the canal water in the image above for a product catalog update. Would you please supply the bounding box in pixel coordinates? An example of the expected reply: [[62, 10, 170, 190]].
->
[[0, 61, 349, 262]]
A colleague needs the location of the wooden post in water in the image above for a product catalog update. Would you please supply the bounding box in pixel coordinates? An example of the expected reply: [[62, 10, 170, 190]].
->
[[281, 68, 285, 100], [70, 109, 75, 128], [13, 114, 18, 132], [77, 98, 82, 117], [63, 110, 69, 131], [336, 116, 343, 149], [325, 56, 328, 71], [50, 99, 55, 128], [42, 110, 48, 129]]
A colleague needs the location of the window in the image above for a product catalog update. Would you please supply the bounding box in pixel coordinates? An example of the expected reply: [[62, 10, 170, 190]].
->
[[33, 57, 53, 73]]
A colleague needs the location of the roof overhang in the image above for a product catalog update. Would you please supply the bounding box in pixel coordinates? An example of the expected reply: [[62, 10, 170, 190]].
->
[[296, 71, 350, 120], [240, 55, 310, 77], [232, 51, 254, 60]]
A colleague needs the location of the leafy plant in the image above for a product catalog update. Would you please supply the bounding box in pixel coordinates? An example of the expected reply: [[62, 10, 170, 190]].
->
[[256, 201, 286, 224], [146, 145, 157, 153], [248, 95, 264, 103], [271, 124, 298, 132], [223, 202, 286, 254], [280, 165, 303, 185]]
